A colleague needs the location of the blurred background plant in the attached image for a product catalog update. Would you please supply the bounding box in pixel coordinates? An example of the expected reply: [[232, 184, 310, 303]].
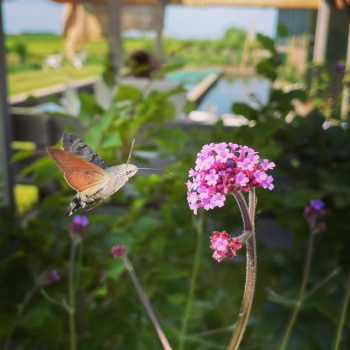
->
[[1, 31, 350, 350]]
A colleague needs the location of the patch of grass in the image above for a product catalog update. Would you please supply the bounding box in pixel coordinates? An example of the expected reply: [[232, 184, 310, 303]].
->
[[6, 30, 248, 96], [8, 64, 104, 96], [6, 34, 108, 96]]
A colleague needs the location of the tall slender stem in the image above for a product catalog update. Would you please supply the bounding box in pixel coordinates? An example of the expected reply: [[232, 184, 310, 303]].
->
[[279, 230, 316, 350], [228, 190, 256, 350], [178, 214, 203, 350], [68, 240, 77, 350], [332, 271, 350, 350], [123, 256, 172, 350]]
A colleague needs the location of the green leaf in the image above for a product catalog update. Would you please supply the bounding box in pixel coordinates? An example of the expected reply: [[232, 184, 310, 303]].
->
[[84, 127, 103, 150], [168, 293, 186, 304], [11, 150, 34, 162], [100, 131, 123, 149], [256, 58, 277, 81], [277, 22, 288, 37], [114, 84, 142, 103], [21, 156, 59, 186], [232, 102, 258, 120], [257, 33, 276, 52], [21, 304, 49, 329], [102, 68, 116, 87], [107, 260, 125, 281], [100, 105, 120, 130], [79, 92, 104, 116]]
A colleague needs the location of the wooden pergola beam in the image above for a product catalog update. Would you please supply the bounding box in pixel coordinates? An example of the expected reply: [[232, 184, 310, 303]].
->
[[313, 0, 331, 63], [124, 0, 320, 9]]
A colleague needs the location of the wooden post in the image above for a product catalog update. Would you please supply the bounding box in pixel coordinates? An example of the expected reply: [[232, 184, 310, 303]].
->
[[155, 0, 166, 62], [313, 0, 331, 63], [0, 1, 14, 208], [107, 0, 123, 76], [341, 23, 350, 120]]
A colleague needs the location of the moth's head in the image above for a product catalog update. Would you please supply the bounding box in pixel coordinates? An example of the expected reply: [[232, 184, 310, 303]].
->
[[125, 164, 138, 178]]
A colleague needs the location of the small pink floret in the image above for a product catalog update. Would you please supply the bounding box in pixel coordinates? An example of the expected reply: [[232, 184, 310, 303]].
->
[[210, 230, 242, 263]]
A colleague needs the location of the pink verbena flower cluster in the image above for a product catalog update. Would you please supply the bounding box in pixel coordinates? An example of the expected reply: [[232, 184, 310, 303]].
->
[[187, 142, 275, 214], [210, 231, 242, 262]]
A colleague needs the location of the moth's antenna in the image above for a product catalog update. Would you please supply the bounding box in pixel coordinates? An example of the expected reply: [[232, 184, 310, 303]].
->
[[126, 138, 135, 166], [137, 167, 175, 179]]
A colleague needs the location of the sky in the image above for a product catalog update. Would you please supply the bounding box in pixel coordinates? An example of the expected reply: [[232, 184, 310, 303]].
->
[[3, 0, 278, 39]]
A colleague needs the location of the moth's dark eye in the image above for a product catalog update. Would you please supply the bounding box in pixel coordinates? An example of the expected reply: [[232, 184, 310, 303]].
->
[[127, 170, 132, 175]]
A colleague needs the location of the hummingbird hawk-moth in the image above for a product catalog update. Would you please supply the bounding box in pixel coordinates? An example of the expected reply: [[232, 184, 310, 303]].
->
[[47, 133, 161, 216]]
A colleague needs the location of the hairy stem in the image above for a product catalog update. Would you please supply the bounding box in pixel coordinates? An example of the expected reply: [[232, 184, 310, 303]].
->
[[178, 214, 204, 350], [332, 271, 350, 350], [68, 241, 78, 350], [123, 256, 172, 350], [228, 190, 256, 350], [279, 230, 316, 350]]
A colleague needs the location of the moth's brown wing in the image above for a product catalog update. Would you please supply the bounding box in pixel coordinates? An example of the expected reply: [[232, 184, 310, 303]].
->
[[47, 148, 105, 173], [62, 133, 109, 169], [47, 148, 110, 193], [64, 170, 109, 194]]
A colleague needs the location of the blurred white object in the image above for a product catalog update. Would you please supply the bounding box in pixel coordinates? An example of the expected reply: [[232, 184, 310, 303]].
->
[[188, 111, 218, 124], [71, 50, 87, 70], [43, 53, 63, 70]]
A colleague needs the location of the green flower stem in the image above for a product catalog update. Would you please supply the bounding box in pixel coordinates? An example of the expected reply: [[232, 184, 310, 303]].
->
[[332, 271, 350, 350], [122, 255, 172, 350], [279, 229, 316, 350], [304, 267, 340, 301], [178, 214, 203, 350], [75, 243, 84, 292], [229, 190, 256, 350], [68, 240, 78, 350]]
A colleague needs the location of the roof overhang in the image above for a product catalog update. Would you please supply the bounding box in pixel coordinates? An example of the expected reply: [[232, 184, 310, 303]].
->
[[126, 0, 320, 9], [52, 0, 320, 9]]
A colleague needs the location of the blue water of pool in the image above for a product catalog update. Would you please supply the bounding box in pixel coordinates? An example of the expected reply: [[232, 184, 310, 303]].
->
[[166, 68, 221, 91], [167, 69, 270, 116], [197, 76, 271, 116]]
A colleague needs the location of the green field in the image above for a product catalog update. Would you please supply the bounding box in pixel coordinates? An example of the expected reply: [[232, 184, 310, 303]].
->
[[6, 34, 109, 96], [5, 31, 246, 96]]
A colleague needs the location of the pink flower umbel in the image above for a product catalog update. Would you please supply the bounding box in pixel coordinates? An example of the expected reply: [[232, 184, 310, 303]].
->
[[210, 231, 242, 262], [187, 143, 275, 214], [186, 142, 275, 349]]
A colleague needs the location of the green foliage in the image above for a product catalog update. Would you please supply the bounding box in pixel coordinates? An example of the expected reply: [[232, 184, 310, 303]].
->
[[14, 42, 28, 65], [277, 23, 289, 38], [230, 38, 350, 350], [2, 34, 350, 350]]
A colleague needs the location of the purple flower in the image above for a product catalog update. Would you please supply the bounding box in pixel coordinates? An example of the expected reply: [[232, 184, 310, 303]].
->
[[46, 269, 61, 283], [111, 245, 127, 258], [69, 215, 89, 236], [310, 199, 324, 211], [187, 142, 275, 214], [335, 62, 346, 74], [304, 199, 325, 218]]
